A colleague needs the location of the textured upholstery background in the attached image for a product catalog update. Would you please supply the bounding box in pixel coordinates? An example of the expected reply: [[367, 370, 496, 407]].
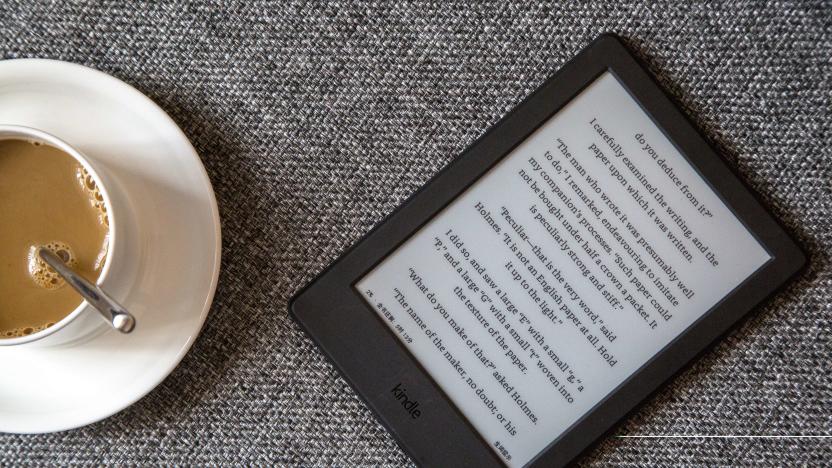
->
[[1, 1, 830, 465]]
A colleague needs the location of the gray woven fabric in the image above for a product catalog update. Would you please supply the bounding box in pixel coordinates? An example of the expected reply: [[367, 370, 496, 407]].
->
[[1, 1, 830, 466]]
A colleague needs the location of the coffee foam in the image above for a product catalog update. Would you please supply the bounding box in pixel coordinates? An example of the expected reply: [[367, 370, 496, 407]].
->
[[27, 241, 78, 290], [2, 321, 54, 338], [76, 166, 109, 227]]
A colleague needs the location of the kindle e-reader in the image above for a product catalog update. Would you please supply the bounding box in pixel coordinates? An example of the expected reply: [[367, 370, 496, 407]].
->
[[290, 34, 806, 467]]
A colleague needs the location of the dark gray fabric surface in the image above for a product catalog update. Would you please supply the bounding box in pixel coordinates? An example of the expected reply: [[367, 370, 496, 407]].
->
[[1, 1, 830, 466]]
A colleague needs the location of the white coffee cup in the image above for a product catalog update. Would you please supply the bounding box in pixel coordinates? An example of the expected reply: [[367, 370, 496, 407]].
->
[[0, 125, 129, 347]]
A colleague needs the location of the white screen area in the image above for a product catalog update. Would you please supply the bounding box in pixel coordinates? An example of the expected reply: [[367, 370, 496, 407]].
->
[[356, 72, 770, 467]]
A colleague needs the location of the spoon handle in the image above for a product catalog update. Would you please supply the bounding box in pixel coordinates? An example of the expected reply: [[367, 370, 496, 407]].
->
[[38, 248, 136, 333]]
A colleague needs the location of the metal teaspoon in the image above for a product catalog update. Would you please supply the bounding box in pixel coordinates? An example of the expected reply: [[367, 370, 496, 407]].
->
[[38, 247, 136, 333]]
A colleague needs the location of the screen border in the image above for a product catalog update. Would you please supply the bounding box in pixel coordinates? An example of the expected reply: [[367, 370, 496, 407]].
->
[[290, 34, 806, 467]]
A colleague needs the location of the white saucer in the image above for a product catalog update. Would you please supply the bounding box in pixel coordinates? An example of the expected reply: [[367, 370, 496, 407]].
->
[[0, 59, 222, 433]]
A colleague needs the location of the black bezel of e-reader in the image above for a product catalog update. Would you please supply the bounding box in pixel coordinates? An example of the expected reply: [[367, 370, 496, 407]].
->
[[289, 33, 807, 467]]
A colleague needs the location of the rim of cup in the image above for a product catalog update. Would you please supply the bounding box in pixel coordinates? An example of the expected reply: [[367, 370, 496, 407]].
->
[[0, 125, 117, 346]]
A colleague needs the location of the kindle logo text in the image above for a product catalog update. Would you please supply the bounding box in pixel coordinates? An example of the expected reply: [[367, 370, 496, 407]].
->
[[391, 383, 422, 419]]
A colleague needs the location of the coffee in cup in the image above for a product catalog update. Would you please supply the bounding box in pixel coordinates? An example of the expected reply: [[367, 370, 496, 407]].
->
[[0, 136, 110, 339]]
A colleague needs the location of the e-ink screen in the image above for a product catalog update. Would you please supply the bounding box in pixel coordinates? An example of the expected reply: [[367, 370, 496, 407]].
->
[[356, 72, 771, 467]]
